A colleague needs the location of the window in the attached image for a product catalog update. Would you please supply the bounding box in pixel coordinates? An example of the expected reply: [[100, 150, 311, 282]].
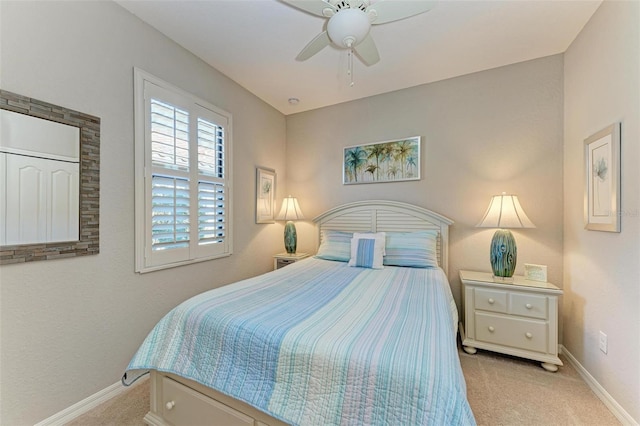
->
[[134, 69, 232, 272]]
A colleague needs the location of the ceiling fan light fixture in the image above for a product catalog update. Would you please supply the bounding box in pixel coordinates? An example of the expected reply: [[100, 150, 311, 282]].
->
[[284, 0, 436, 69], [327, 8, 371, 48]]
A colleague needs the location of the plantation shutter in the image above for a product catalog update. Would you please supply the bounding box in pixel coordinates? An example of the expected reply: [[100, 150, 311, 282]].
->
[[140, 77, 231, 270], [151, 175, 190, 251], [194, 105, 228, 258]]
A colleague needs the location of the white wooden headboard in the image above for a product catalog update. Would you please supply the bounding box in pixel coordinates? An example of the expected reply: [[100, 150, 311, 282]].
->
[[313, 200, 454, 276]]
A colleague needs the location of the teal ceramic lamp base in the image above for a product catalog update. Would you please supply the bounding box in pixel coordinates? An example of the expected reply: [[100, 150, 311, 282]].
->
[[284, 221, 297, 254], [490, 229, 517, 278]]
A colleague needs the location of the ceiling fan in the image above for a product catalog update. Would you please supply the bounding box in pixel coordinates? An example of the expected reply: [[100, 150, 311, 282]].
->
[[282, 0, 437, 66]]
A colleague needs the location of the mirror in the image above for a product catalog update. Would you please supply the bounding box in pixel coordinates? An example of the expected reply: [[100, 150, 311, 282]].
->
[[1, 109, 80, 245], [0, 90, 100, 264]]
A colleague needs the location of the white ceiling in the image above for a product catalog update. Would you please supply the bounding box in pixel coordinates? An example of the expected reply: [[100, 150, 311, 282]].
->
[[116, 0, 601, 115]]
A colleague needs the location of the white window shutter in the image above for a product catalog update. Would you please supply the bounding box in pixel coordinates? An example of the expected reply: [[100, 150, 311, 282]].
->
[[135, 69, 232, 272]]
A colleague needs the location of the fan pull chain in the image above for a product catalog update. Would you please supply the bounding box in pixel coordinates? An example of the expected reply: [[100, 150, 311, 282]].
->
[[348, 48, 354, 87]]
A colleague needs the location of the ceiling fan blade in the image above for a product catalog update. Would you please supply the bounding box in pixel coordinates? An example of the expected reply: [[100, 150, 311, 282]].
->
[[368, 0, 437, 25], [280, 0, 336, 18], [353, 34, 380, 66], [296, 31, 331, 61]]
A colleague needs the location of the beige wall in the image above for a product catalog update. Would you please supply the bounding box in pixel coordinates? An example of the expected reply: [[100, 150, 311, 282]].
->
[[2, 1, 637, 425], [286, 55, 565, 314], [563, 1, 640, 423], [0, 2, 286, 424]]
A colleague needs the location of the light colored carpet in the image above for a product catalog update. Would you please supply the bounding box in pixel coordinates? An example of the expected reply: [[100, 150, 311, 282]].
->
[[458, 349, 620, 425], [66, 381, 149, 426], [68, 348, 620, 425]]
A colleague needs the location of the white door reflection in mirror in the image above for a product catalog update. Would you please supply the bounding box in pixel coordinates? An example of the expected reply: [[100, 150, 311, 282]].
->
[[0, 109, 80, 245]]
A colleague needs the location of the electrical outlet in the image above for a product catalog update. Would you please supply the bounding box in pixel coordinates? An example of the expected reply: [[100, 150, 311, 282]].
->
[[599, 331, 608, 354]]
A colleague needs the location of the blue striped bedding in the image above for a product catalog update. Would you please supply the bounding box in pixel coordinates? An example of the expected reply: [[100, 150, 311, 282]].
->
[[123, 258, 476, 425]]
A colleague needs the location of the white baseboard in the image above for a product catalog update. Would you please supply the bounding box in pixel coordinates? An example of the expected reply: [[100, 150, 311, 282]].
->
[[560, 345, 638, 426], [34, 375, 148, 426]]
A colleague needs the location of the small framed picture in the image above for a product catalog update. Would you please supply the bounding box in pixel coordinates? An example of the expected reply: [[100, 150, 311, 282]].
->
[[584, 123, 621, 232], [256, 167, 276, 224], [524, 264, 548, 282]]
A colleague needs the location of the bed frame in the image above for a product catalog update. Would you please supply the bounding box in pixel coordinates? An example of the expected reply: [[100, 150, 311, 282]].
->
[[314, 200, 453, 276], [143, 200, 453, 426]]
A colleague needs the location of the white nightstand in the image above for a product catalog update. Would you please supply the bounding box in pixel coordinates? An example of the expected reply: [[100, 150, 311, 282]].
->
[[459, 270, 563, 372], [273, 252, 310, 270]]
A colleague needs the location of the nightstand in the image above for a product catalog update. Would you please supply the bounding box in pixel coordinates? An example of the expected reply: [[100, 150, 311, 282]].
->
[[273, 252, 310, 270], [459, 270, 563, 372]]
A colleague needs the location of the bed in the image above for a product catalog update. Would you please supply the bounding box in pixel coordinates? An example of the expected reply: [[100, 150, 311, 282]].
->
[[123, 200, 475, 426]]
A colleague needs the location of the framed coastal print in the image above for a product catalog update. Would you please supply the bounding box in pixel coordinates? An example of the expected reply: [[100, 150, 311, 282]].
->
[[256, 167, 276, 224], [584, 123, 621, 232], [343, 136, 420, 184]]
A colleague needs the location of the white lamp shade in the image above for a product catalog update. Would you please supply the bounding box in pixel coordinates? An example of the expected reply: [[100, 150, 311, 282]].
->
[[276, 196, 304, 221], [477, 194, 535, 229]]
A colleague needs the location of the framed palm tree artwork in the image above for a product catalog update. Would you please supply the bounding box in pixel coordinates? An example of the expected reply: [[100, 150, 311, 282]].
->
[[343, 136, 421, 184], [256, 167, 276, 223]]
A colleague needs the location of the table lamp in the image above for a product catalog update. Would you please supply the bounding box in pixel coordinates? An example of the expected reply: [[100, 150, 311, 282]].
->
[[477, 193, 535, 278], [276, 195, 304, 254]]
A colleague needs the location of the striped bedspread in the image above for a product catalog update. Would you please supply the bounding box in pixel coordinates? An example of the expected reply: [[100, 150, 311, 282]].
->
[[123, 258, 476, 425]]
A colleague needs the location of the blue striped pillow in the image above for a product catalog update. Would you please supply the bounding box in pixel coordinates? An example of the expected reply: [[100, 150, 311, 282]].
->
[[383, 230, 439, 268], [353, 239, 377, 268], [315, 230, 353, 262], [348, 232, 385, 269]]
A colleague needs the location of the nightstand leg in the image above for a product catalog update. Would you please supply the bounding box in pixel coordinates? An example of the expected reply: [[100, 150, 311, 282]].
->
[[541, 362, 558, 372], [462, 345, 477, 355]]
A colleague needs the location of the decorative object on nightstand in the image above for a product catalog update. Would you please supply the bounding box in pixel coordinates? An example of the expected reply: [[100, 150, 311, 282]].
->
[[276, 195, 304, 254], [524, 263, 548, 282], [476, 193, 535, 278], [459, 270, 563, 372], [273, 252, 310, 270]]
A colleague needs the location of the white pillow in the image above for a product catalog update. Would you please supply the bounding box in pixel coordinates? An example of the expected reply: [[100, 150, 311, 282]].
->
[[353, 232, 386, 254], [348, 232, 386, 269]]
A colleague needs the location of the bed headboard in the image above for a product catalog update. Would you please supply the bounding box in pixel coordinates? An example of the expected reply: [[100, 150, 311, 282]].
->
[[313, 200, 454, 276]]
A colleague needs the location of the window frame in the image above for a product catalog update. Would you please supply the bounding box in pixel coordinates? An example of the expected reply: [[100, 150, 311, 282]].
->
[[134, 68, 233, 273]]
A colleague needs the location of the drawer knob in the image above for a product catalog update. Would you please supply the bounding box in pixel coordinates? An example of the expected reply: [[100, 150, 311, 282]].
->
[[525, 332, 533, 339], [488, 326, 495, 333], [525, 303, 533, 309], [488, 298, 495, 305], [166, 400, 175, 410]]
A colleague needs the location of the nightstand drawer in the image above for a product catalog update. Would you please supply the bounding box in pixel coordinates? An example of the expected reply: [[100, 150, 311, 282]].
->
[[277, 258, 296, 268], [474, 288, 507, 313], [510, 293, 548, 319], [273, 253, 310, 270], [475, 312, 547, 353]]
